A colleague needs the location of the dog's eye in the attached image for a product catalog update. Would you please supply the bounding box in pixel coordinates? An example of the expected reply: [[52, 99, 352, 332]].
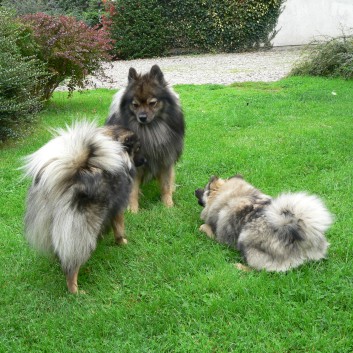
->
[[132, 102, 139, 108], [149, 99, 157, 107]]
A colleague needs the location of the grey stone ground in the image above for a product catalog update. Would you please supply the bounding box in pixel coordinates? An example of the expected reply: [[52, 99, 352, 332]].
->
[[77, 46, 304, 90]]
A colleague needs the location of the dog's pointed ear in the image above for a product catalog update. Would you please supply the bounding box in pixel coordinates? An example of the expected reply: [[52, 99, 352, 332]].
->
[[128, 67, 138, 83], [230, 174, 243, 180], [209, 175, 219, 183], [124, 136, 132, 145], [150, 65, 166, 85]]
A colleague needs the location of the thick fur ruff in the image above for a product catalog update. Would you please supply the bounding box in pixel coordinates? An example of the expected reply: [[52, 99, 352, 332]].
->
[[195, 175, 333, 272], [106, 65, 184, 212], [22, 121, 135, 292]]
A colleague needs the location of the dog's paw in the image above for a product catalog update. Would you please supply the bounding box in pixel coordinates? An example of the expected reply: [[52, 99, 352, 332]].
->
[[235, 263, 252, 272], [199, 224, 215, 239], [116, 237, 128, 245], [67, 280, 78, 294], [162, 195, 174, 208], [128, 204, 139, 213]]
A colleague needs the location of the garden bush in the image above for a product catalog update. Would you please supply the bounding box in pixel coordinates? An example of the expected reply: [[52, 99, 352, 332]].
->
[[106, 0, 284, 59], [20, 13, 113, 99], [0, 7, 48, 142], [1, 0, 102, 27], [0, 0, 62, 16], [107, 0, 169, 59], [290, 34, 353, 80], [56, 0, 103, 27]]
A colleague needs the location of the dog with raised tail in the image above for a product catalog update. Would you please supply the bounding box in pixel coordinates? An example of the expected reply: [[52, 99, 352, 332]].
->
[[22, 121, 145, 293]]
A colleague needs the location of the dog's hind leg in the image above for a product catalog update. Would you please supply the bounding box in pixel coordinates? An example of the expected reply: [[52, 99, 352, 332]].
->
[[66, 268, 79, 294], [158, 165, 175, 208], [112, 212, 128, 245]]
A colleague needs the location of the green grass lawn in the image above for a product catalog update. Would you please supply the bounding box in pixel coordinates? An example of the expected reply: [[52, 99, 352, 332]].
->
[[1, 77, 352, 352]]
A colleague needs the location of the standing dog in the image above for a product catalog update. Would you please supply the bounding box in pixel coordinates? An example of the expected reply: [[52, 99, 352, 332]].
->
[[22, 121, 144, 293], [195, 175, 333, 272], [106, 65, 185, 212]]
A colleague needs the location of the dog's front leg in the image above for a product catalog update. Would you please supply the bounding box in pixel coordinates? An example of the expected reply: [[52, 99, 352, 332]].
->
[[158, 165, 175, 208], [112, 212, 128, 245], [129, 171, 142, 213], [199, 224, 215, 239]]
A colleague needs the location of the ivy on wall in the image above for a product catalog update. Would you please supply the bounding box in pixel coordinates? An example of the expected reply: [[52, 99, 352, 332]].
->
[[108, 0, 284, 59]]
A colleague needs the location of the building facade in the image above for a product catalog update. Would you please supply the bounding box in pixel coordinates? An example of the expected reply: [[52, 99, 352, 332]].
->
[[272, 0, 353, 46]]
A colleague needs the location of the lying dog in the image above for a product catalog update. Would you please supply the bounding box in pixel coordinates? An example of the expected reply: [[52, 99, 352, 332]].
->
[[195, 175, 333, 272]]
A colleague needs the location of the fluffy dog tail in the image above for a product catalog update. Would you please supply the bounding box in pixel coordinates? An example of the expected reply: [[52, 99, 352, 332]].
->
[[23, 120, 126, 194], [22, 120, 128, 254], [265, 192, 333, 257]]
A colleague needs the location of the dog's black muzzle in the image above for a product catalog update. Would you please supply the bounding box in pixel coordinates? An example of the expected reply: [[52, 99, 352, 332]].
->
[[195, 188, 205, 207], [134, 155, 147, 168], [138, 113, 148, 124]]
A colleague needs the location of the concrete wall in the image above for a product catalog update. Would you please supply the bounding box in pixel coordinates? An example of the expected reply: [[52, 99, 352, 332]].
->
[[272, 0, 353, 46]]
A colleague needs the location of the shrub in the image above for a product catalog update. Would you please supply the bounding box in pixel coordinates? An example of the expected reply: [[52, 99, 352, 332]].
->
[[108, 0, 169, 59], [20, 13, 113, 99], [1, 0, 102, 27], [106, 0, 284, 59], [290, 34, 353, 80], [0, 0, 62, 16], [0, 7, 49, 142], [56, 0, 103, 27]]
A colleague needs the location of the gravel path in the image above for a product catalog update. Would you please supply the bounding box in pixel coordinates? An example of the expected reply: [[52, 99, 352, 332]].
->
[[68, 46, 304, 90]]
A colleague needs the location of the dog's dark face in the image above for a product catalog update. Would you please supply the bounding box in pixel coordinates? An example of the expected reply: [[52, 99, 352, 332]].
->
[[105, 126, 146, 167], [126, 65, 168, 125], [195, 175, 224, 207], [120, 132, 146, 167], [195, 188, 205, 207]]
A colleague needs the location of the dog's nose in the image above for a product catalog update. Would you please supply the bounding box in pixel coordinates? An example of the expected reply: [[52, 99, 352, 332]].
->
[[195, 188, 204, 198], [138, 114, 147, 123], [134, 156, 147, 167]]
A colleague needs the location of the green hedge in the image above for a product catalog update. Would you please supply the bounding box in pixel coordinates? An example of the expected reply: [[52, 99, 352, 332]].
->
[[109, 0, 169, 59], [108, 0, 284, 59], [1, 0, 102, 27], [0, 8, 48, 142]]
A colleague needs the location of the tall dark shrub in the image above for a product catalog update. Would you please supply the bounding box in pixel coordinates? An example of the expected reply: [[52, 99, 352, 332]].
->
[[0, 8, 48, 142], [0, 0, 62, 16], [108, 0, 169, 59], [1, 0, 102, 27], [20, 13, 113, 98]]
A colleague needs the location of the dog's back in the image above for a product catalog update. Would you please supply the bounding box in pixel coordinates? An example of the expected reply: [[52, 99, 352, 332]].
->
[[239, 192, 333, 271]]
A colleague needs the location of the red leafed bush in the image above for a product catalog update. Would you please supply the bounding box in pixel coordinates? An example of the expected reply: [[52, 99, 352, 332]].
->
[[101, 0, 116, 34], [20, 13, 114, 98]]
